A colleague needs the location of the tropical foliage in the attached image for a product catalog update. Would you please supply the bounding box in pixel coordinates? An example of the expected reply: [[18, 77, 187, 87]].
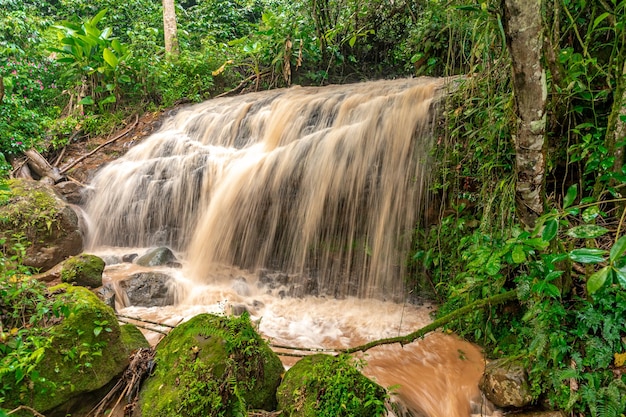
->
[[1, 0, 626, 415]]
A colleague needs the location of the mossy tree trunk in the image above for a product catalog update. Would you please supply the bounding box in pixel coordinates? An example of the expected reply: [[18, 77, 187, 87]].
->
[[162, 0, 179, 56], [502, 0, 547, 228]]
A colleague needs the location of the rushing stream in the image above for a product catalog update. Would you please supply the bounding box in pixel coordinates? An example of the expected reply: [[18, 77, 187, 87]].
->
[[84, 78, 501, 416]]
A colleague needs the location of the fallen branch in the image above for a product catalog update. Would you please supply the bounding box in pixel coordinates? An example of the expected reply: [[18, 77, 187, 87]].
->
[[342, 290, 517, 354], [215, 71, 270, 98], [117, 318, 168, 335], [60, 114, 139, 175], [116, 313, 177, 328], [24, 149, 64, 184], [8, 405, 46, 416]]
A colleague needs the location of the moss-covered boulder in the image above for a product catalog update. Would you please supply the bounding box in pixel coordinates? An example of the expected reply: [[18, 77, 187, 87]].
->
[[1, 284, 149, 413], [139, 313, 284, 417], [0, 179, 83, 271], [276, 354, 388, 417], [60, 253, 105, 288]]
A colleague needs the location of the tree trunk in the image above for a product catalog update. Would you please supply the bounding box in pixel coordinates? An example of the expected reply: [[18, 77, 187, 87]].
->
[[162, 0, 179, 56], [502, 0, 547, 228]]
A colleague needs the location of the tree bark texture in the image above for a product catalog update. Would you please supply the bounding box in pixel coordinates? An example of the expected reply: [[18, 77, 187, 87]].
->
[[162, 0, 179, 55], [503, 0, 547, 228]]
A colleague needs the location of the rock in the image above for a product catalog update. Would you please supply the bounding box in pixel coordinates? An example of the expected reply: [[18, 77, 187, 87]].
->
[[135, 246, 177, 267], [96, 284, 117, 311], [0, 284, 149, 413], [118, 272, 174, 307], [54, 181, 83, 204], [122, 253, 138, 263], [232, 276, 250, 296], [480, 358, 533, 408], [100, 254, 122, 265], [514, 412, 565, 417], [60, 254, 105, 288], [231, 304, 248, 316], [138, 313, 284, 417], [277, 353, 387, 417], [0, 179, 83, 271]]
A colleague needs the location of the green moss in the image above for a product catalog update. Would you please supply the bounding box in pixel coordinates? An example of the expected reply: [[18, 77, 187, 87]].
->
[[139, 313, 284, 417], [1, 284, 148, 412], [277, 354, 387, 417], [0, 179, 61, 240], [60, 254, 105, 288]]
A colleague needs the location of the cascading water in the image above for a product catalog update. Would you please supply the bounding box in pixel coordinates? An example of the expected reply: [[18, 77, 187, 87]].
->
[[85, 77, 439, 299], [85, 77, 500, 417]]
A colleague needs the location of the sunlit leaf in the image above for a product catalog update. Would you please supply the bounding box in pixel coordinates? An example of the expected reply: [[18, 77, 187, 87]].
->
[[103, 48, 118, 68], [581, 205, 600, 222], [511, 244, 526, 263], [78, 96, 95, 105], [569, 248, 607, 264], [566, 225, 608, 239]]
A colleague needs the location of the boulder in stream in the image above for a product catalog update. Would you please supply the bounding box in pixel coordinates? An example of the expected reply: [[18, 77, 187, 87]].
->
[[135, 246, 178, 267], [118, 271, 175, 307], [0, 178, 83, 271], [0, 284, 149, 414], [138, 313, 284, 417], [276, 353, 387, 417], [480, 358, 533, 408]]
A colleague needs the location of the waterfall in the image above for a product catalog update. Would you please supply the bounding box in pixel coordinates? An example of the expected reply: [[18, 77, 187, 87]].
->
[[85, 77, 443, 299]]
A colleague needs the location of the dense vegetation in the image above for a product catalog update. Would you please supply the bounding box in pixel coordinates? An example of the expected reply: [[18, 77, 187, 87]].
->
[[1, 0, 626, 415]]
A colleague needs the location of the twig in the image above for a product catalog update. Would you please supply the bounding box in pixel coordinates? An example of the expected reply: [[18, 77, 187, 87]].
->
[[60, 114, 139, 175], [269, 343, 337, 353], [116, 313, 177, 328], [117, 318, 168, 335], [8, 406, 46, 416], [342, 290, 517, 354]]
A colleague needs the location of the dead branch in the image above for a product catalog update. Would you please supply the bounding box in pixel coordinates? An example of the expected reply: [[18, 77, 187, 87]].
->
[[8, 405, 46, 417], [24, 149, 64, 184], [60, 114, 139, 175], [215, 71, 271, 98]]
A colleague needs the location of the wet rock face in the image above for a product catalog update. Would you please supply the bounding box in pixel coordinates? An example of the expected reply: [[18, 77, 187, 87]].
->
[[479, 358, 533, 408], [0, 179, 83, 271], [256, 269, 319, 298], [118, 272, 175, 307]]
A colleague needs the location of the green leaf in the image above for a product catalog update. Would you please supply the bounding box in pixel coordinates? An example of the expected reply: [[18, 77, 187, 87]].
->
[[118, 74, 131, 83], [100, 95, 116, 104], [103, 48, 118, 68], [615, 267, 626, 288], [610, 236, 626, 263], [566, 225, 609, 239], [511, 244, 526, 263], [569, 248, 607, 264], [90, 8, 108, 26], [587, 266, 610, 294], [349, 35, 357, 48], [581, 205, 600, 222], [78, 96, 95, 105], [93, 326, 102, 337], [563, 184, 577, 209], [524, 238, 549, 250], [542, 219, 559, 242], [593, 12, 612, 29], [485, 255, 501, 276]]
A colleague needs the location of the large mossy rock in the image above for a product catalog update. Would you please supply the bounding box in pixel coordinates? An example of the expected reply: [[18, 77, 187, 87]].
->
[[0, 179, 83, 271], [479, 358, 533, 408], [1, 284, 149, 413], [139, 313, 284, 417], [60, 253, 105, 288], [276, 353, 388, 417]]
